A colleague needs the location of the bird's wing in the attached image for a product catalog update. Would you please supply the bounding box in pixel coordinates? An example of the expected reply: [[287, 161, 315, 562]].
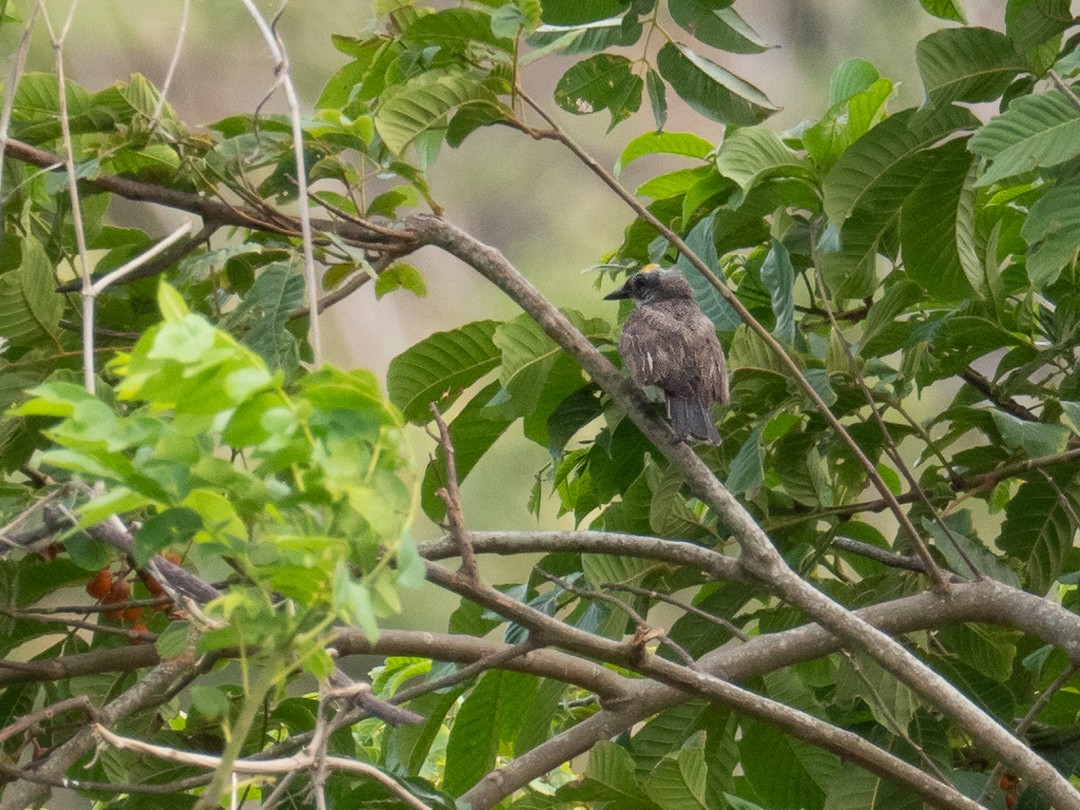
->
[[619, 306, 686, 391]]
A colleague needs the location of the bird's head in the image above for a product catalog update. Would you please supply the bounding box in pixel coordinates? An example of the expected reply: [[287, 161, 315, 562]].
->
[[604, 265, 694, 305]]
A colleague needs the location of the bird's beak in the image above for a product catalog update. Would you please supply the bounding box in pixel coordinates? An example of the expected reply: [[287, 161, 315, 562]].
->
[[603, 285, 632, 300]]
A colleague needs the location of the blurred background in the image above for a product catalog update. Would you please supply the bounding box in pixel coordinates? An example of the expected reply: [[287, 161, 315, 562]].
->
[[3, 0, 1004, 623]]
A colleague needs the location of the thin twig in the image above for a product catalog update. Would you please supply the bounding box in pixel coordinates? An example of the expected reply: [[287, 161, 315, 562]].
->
[[429, 403, 480, 583], [88, 221, 194, 293], [237, 0, 321, 366], [150, 0, 190, 129], [601, 582, 751, 641], [977, 663, 1080, 804], [38, 0, 92, 390], [535, 568, 698, 667], [0, 4, 39, 202], [1048, 70, 1080, 112], [0, 696, 95, 745], [808, 227, 962, 582], [93, 724, 433, 810]]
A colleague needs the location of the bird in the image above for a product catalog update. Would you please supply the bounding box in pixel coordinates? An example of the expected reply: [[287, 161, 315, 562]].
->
[[604, 265, 729, 444]]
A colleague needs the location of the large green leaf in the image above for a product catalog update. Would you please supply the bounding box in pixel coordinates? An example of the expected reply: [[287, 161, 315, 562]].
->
[[540, 0, 631, 25], [615, 131, 715, 175], [918, 0, 966, 22], [643, 746, 709, 810], [804, 67, 894, 170], [1006, 0, 1074, 53], [900, 139, 980, 300], [819, 213, 896, 300], [676, 212, 740, 331], [554, 54, 643, 130], [526, 15, 643, 56], [991, 410, 1070, 458], [969, 91, 1080, 186], [401, 8, 513, 52], [584, 741, 654, 805], [669, 1, 766, 54], [0, 238, 62, 349], [1022, 174, 1080, 287], [1000, 472, 1080, 593], [492, 310, 609, 419], [823, 105, 979, 223], [915, 27, 1028, 106], [656, 41, 778, 126], [386, 320, 501, 424], [375, 75, 506, 155], [740, 720, 835, 810], [714, 126, 813, 200], [760, 239, 795, 343], [237, 263, 305, 373], [443, 670, 538, 796]]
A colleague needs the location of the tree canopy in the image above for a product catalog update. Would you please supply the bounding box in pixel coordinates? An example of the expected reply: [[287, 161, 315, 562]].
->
[[4, 1, 1080, 809]]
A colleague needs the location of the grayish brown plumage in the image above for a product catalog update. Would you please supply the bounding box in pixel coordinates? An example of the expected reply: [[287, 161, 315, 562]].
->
[[605, 267, 729, 444]]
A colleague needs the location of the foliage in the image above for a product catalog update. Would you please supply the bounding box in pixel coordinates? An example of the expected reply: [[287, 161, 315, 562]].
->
[[5, 0, 1080, 809]]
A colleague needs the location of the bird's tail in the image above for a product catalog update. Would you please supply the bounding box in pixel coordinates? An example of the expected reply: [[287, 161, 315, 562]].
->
[[668, 397, 721, 445]]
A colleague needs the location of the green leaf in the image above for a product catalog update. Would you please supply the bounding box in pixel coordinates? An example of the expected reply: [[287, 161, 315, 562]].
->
[[643, 746, 709, 810], [540, 0, 631, 25], [916, 27, 1028, 107], [585, 741, 653, 804], [740, 720, 833, 808], [386, 320, 501, 424], [636, 166, 711, 199], [991, 410, 1069, 458], [1022, 174, 1080, 287], [900, 139, 979, 300], [669, 1, 766, 54], [1000, 473, 1080, 592], [133, 508, 202, 567], [401, 8, 513, 52], [760, 238, 795, 343], [819, 215, 894, 300], [333, 562, 380, 641], [828, 58, 880, 105], [646, 67, 668, 131], [374, 262, 427, 300], [919, 508, 1019, 586], [824, 105, 980, 223], [554, 54, 643, 130], [969, 91, 1080, 186], [526, 14, 643, 56], [918, 0, 966, 21], [375, 75, 505, 155], [237, 263, 305, 372], [0, 238, 62, 348], [861, 278, 925, 354], [675, 213, 740, 331], [804, 76, 894, 170], [444, 670, 538, 795], [714, 126, 812, 200], [656, 41, 778, 126], [492, 311, 609, 419], [726, 424, 764, 497], [615, 131, 714, 175], [1006, 0, 1074, 53]]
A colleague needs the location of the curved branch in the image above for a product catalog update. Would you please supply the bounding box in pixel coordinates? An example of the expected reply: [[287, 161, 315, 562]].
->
[[0, 655, 196, 810], [400, 212, 1080, 809], [423, 561, 981, 810]]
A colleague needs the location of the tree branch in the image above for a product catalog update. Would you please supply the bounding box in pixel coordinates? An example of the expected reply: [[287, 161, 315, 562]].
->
[[400, 211, 1080, 809]]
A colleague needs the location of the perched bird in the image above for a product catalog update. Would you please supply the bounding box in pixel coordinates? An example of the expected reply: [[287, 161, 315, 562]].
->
[[605, 266, 729, 444]]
